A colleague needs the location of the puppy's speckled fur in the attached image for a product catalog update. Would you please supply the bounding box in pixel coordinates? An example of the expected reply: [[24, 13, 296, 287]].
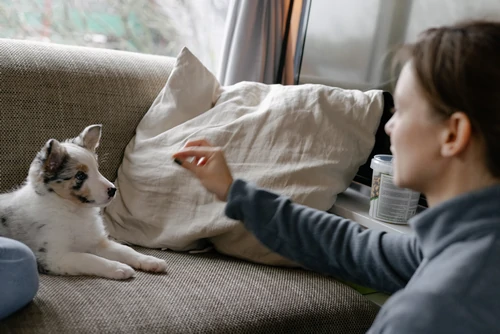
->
[[0, 125, 167, 279]]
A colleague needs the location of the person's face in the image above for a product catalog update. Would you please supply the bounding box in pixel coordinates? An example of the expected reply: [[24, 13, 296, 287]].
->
[[385, 62, 447, 193]]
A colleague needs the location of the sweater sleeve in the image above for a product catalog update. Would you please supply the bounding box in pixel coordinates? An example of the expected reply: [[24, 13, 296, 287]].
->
[[224, 179, 423, 293], [370, 292, 486, 334]]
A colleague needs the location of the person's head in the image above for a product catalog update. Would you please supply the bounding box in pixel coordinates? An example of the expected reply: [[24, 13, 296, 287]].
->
[[385, 20, 500, 201]]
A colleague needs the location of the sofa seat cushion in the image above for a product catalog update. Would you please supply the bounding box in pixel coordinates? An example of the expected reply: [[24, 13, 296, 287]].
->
[[0, 248, 379, 333]]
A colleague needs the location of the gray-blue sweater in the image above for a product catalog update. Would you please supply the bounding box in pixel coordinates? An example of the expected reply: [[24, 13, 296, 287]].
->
[[225, 179, 500, 333]]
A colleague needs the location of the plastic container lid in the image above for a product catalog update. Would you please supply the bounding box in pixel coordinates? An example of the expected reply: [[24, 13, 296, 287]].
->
[[370, 154, 394, 175]]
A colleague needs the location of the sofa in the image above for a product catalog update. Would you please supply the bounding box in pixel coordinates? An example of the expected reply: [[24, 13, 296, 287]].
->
[[0, 38, 380, 333]]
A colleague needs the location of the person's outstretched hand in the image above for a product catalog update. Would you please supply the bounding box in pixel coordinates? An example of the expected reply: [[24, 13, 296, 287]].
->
[[172, 139, 234, 201]]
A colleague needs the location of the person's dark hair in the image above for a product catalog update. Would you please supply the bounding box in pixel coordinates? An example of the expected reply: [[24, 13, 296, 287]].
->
[[395, 20, 500, 177]]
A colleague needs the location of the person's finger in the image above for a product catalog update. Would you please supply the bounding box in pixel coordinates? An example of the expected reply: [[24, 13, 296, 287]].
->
[[172, 147, 218, 159], [182, 139, 213, 148], [197, 157, 207, 166], [173, 157, 198, 173]]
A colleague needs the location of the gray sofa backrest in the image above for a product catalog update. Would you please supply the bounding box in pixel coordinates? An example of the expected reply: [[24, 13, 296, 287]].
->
[[0, 38, 175, 192]]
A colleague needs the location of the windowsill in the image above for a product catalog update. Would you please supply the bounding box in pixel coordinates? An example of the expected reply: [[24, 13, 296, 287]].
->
[[329, 182, 420, 306], [329, 182, 414, 235]]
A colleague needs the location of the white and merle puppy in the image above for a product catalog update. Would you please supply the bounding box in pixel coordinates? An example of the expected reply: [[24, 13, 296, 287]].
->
[[0, 125, 167, 280]]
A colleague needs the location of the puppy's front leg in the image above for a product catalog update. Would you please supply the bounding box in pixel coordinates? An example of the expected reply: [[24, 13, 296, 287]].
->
[[94, 239, 167, 273], [49, 251, 135, 280]]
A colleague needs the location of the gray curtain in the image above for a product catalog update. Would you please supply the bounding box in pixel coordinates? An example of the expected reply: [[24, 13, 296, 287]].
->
[[217, 0, 286, 85]]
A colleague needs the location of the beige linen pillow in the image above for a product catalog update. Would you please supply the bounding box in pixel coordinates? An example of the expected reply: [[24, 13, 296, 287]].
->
[[104, 47, 384, 266]]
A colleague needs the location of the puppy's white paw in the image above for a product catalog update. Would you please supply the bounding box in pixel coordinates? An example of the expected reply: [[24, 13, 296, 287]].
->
[[137, 256, 167, 273], [105, 263, 136, 280]]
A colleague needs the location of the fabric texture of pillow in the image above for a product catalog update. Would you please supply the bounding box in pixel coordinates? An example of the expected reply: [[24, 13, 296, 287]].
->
[[103, 47, 384, 266]]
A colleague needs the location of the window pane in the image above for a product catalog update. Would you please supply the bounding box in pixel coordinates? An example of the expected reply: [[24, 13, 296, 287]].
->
[[0, 0, 229, 73], [405, 0, 500, 42], [300, 0, 381, 88]]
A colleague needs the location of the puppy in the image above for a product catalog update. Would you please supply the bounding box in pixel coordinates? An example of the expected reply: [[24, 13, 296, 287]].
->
[[0, 125, 167, 280]]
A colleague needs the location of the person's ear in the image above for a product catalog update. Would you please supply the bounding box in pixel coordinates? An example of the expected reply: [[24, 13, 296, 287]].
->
[[440, 112, 472, 157]]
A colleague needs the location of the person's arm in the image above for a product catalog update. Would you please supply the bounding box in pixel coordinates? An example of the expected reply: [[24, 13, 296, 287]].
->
[[225, 179, 423, 294], [171, 141, 422, 293], [370, 291, 484, 333]]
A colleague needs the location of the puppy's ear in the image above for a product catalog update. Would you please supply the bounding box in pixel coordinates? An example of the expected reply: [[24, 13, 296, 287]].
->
[[43, 139, 68, 173], [73, 124, 102, 152]]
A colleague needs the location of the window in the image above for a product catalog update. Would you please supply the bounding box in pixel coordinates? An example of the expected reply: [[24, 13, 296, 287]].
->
[[405, 0, 500, 42], [299, 0, 500, 89], [0, 0, 229, 73]]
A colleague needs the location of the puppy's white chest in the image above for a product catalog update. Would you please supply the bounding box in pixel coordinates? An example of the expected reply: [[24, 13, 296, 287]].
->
[[38, 208, 107, 251], [68, 217, 105, 248]]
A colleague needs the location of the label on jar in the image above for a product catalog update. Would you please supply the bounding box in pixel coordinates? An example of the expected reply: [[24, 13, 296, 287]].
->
[[369, 173, 420, 224]]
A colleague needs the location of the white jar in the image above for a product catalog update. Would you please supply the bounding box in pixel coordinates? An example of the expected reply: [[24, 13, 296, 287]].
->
[[369, 154, 420, 224]]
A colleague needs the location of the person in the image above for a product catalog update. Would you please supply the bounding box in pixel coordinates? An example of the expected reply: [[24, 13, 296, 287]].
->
[[0, 237, 39, 320], [172, 20, 500, 333]]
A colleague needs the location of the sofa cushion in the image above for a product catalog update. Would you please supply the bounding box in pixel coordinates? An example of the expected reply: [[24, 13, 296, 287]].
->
[[0, 248, 380, 333], [104, 47, 385, 266], [0, 38, 174, 194]]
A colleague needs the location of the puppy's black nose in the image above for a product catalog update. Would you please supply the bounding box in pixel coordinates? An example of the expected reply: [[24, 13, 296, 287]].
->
[[107, 187, 116, 197]]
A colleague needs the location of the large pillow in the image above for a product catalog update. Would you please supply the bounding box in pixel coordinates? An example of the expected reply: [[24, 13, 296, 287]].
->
[[103, 47, 384, 266]]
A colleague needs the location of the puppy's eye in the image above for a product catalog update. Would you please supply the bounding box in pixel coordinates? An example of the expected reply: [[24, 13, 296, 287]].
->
[[75, 171, 87, 181]]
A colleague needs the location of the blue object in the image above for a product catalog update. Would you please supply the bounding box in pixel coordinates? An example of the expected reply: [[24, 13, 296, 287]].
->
[[0, 237, 39, 320]]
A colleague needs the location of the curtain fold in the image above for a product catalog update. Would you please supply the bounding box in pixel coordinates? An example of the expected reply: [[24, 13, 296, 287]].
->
[[217, 0, 303, 86]]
